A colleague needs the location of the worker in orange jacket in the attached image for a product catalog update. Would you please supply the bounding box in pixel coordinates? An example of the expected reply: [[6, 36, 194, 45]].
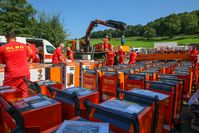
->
[[118, 46, 125, 64], [52, 43, 66, 64], [188, 48, 192, 54], [103, 35, 109, 51], [27, 43, 37, 62], [192, 47, 198, 63], [0, 31, 32, 97], [66, 46, 74, 61], [106, 45, 116, 66], [129, 49, 137, 64]]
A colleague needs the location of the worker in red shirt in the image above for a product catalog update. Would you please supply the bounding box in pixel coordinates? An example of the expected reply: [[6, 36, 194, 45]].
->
[[174, 47, 178, 54], [164, 47, 168, 54], [192, 47, 198, 63], [103, 36, 109, 51], [106, 45, 115, 66], [66, 46, 74, 61], [188, 48, 192, 54], [0, 31, 32, 97], [27, 43, 36, 62], [129, 49, 137, 64], [32, 47, 41, 63], [180, 49, 185, 54], [118, 46, 125, 64], [52, 43, 66, 64]]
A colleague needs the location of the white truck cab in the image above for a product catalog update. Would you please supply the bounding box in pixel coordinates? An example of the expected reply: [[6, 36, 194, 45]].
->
[[0, 36, 55, 64]]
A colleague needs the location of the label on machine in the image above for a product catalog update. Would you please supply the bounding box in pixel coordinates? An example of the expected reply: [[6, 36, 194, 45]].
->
[[30, 68, 46, 81], [100, 99, 146, 114], [15, 94, 57, 112], [37, 80, 60, 86], [63, 87, 94, 97], [56, 120, 109, 133], [130, 88, 169, 100]]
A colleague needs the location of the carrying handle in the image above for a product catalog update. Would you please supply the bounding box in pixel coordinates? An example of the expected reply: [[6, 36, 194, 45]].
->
[[47, 85, 80, 116], [116, 89, 159, 133], [23, 78, 41, 94]]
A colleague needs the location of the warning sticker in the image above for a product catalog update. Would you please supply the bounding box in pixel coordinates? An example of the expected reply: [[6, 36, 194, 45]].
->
[[23, 95, 41, 102], [15, 101, 30, 109], [31, 100, 52, 108]]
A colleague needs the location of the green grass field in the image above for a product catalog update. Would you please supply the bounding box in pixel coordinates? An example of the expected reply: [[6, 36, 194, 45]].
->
[[90, 36, 199, 48]]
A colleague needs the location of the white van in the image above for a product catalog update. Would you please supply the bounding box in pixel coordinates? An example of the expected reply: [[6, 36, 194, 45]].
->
[[0, 36, 55, 63]]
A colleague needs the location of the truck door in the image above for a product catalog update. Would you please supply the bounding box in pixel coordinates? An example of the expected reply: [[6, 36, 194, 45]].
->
[[43, 40, 55, 64]]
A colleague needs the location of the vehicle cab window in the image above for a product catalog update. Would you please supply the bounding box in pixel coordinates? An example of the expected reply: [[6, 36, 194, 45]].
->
[[46, 45, 55, 54]]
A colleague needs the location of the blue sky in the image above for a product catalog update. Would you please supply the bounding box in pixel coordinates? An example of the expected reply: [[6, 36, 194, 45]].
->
[[28, 0, 199, 39]]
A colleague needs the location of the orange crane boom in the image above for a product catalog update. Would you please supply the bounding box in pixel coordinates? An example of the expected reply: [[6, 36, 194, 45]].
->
[[85, 19, 127, 51]]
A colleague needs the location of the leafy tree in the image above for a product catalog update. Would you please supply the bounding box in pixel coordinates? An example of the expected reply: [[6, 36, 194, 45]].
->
[[132, 25, 144, 36], [148, 18, 165, 36], [160, 14, 181, 38], [0, 0, 36, 36], [143, 26, 156, 39], [0, 0, 68, 46], [34, 11, 67, 47], [180, 13, 198, 35]]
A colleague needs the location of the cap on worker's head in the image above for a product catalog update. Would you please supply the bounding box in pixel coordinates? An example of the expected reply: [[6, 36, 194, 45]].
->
[[106, 35, 108, 38], [5, 31, 16, 39], [120, 46, 123, 50]]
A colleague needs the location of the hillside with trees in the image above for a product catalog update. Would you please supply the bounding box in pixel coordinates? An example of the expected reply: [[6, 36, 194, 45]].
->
[[90, 10, 199, 39], [0, 0, 67, 46]]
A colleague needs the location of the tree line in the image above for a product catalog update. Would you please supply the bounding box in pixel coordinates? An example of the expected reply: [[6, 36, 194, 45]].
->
[[0, 0, 67, 47], [90, 10, 199, 39]]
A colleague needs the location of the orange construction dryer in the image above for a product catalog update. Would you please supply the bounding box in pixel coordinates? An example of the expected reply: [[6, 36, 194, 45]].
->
[[47, 86, 99, 120], [146, 81, 177, 133], [0, 94, 62, 133], [49, 62, 80, 88], [173, 71, 191, 100], [76, 60, 95, 87], [45, 65, 62, 83], [157, 77, 184, 129], [0, 86, 23, 132], [101, 71, 123, 101], [83, 69, 99, 91], [124, 74, 146, 90], [84, 94, 153, 133], [127, 88, 169, 133]]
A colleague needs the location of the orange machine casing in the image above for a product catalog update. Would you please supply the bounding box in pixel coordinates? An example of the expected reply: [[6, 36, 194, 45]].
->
[[1, 94, 62, 133], [47, 62, 80, 88], [51, 87, 99, 120], [36, 80, 63, 97]]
